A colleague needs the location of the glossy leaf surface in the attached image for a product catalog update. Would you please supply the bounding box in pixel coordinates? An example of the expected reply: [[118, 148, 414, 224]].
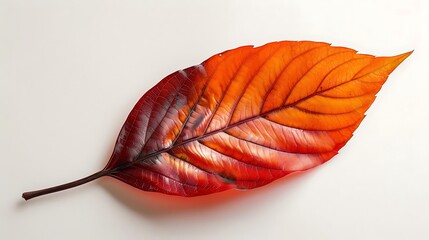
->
[[22, 41, 411, 200]]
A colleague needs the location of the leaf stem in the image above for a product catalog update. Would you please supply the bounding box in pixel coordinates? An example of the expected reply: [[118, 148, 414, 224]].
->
[[22, 170, 109, 201]]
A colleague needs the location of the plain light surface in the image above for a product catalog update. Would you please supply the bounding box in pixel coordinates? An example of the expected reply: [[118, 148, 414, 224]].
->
[[1, 0, 427, 239]]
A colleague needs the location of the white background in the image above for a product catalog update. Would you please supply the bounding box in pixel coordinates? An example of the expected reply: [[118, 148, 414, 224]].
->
[[1, 0, 428, 239]]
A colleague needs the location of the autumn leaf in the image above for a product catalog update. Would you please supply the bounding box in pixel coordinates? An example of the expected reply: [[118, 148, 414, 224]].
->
[[22, 41, 411, 200]]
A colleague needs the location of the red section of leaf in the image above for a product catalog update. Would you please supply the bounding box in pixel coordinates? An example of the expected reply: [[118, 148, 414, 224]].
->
[[22, 41, 411, 200]]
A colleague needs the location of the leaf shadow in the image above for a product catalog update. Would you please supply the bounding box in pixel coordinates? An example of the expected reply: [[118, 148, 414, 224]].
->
[[99, 166, 320, 219]]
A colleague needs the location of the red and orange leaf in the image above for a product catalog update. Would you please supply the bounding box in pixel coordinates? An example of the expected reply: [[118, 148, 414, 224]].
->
[[22, 41, 411, 200]]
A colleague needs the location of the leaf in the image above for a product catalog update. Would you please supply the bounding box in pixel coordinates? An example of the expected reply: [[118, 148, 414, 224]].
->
[[22, 41, 412, 200]]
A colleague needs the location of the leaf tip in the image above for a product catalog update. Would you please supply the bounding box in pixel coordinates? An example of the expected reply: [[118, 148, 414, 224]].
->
[[397, 50, 413, 61], [383, 50, 413, 73]]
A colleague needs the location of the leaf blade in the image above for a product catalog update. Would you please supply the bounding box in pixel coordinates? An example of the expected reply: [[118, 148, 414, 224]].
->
[[105, 41, 411, 196]]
